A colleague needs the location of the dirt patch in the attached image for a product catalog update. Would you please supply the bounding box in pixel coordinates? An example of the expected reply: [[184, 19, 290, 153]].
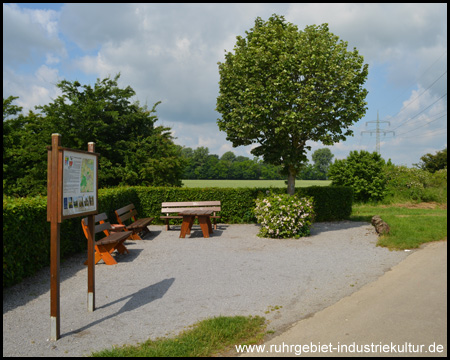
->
[[383, 202, 447, 210], [395, 214, 446, 217]]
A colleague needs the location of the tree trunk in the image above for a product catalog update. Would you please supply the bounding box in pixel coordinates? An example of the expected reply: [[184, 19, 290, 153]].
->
[[287, 167, 296, 196]]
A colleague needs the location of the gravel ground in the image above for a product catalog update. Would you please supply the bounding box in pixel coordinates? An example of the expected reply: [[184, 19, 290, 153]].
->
[[3, 221, 411, 357]]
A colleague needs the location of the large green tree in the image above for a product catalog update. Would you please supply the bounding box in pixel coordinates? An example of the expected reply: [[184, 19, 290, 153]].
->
[[3, 74, 184, 196], [216, 14, 368, 194]]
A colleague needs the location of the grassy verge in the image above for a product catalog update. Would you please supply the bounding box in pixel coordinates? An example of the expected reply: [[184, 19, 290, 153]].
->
[[90, 315, 266, 357], [350, 202, 447, 250]]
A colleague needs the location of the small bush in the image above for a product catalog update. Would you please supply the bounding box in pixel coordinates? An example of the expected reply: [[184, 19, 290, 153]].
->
[[254, 192, 315, 239], [328, 150, 386, 202]]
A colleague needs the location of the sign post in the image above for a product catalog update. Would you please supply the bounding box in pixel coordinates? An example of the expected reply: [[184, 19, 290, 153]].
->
[[87, 142, 95, 312], [47, 134, 98, 340], [48, 134, 62, 341]]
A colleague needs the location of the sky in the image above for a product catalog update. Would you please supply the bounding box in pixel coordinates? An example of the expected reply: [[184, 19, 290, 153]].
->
[[3, 3, 447, 167]]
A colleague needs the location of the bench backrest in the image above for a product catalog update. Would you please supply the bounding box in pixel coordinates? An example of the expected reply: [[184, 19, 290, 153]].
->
[[161, 201, 221, 214], [115, 203, 138, 224], [81, 213, 113, 239]]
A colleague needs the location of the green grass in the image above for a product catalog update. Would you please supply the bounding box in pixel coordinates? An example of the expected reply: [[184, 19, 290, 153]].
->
[[90, 315, 266, 357], [182, 179, 331, 188], [350, 203, 447, 250]]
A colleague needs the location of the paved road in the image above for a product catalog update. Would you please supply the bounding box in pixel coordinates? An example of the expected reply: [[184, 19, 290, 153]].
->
[[241, 240, 447, 357]]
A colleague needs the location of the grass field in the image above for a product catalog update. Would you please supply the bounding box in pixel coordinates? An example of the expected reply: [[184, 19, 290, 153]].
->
[[350, 202, 447, 250], [182, 179, 332, 188]]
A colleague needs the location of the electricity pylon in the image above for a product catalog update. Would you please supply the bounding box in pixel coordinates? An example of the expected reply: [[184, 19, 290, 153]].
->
[[361, 110, 395, 154]]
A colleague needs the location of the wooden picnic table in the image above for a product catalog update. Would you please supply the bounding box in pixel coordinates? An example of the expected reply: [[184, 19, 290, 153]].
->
[[178, 209, 214, 238]]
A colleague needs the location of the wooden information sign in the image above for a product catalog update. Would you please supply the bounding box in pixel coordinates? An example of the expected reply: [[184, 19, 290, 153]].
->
[[47, 134, 99, 341]]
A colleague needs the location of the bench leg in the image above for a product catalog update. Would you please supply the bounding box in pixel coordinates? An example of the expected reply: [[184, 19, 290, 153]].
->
[[116, 240, 129, 254], [84, 251, 103, 266], [84, 244, 118, 265], [97, 244, 118, 265], [130, 232, 143, 240], [140, 226, 150, 238]]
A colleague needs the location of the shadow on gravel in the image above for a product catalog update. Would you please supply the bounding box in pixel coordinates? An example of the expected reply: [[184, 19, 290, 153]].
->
[[114, 248, 144, 263], [65, 277, 175, 339], [310, 221, 371, 236], [162, 224, 229, 238], [3, 253, 87, 314], [143, 229, 162, 240]]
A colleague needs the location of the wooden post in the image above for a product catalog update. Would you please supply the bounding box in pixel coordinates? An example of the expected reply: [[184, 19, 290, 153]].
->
[[49, 133, 62, 341], [87, 142, 95, 312]]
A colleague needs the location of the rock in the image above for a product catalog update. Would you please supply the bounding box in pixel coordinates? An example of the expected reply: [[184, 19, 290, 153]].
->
[[371, 215, 390, 235]]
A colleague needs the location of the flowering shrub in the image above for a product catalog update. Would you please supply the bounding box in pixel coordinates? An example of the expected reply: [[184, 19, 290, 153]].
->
[[254, 192, 315, 239], [383, 165, 447, 203]]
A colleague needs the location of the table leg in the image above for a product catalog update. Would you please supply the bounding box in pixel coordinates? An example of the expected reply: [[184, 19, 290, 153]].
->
[[198, 216, 211, 238], [180, 215, 194, 238], [206, 217, 213, 234], [187, 216, 195, 235]]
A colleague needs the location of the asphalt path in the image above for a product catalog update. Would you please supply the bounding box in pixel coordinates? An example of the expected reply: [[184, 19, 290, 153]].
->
[[241, 240, 447, 357]]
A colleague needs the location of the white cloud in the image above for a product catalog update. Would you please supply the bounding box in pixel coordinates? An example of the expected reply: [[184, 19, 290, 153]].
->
[[3, 3, 447, 168], [3, 65, 62, 112], [3, 3, 65, 65], [287, 3, 447, 93]]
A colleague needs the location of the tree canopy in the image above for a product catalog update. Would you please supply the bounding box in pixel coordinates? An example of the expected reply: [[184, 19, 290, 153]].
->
[[216, 14, 369, 194], [415, 148, 447, 173], [3, 74, 184, 197]]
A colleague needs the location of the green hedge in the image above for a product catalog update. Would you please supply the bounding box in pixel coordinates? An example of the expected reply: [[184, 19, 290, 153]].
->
[[3, 185, 352, 287]]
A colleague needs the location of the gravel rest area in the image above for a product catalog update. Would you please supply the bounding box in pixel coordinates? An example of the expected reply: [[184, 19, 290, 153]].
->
[[3, 222, 411, 357]]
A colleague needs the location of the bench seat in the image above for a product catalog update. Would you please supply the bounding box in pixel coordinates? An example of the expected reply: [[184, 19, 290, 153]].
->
[[115, 203, 154, 240]]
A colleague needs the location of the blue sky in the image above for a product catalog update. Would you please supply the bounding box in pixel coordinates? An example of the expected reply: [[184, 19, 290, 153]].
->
[[3, 3, 447, 167]]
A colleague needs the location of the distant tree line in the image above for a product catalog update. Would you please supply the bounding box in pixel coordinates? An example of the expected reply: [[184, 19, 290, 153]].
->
[[179, 146, 334, 181]]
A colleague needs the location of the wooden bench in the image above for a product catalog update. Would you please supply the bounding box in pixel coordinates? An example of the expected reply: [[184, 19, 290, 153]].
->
[[115, 203, 154, 240], [160, 201, 221, 231], [81, 213, 132, 266]]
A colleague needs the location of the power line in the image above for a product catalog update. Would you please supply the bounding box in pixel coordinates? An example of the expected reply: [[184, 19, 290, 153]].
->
[[395, 113, 447, 137], [399, 125, 447, 139], [395, 109, 446, 129], [381, 50, 447, 113], [361, 110, 395, 154], [391, 93, 447, 131], [392, 70, 447, 120]]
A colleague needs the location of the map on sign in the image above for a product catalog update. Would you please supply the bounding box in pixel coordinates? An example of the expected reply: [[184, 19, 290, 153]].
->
[[62, 150, 97, 218], [80, 158, 94, 193]]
